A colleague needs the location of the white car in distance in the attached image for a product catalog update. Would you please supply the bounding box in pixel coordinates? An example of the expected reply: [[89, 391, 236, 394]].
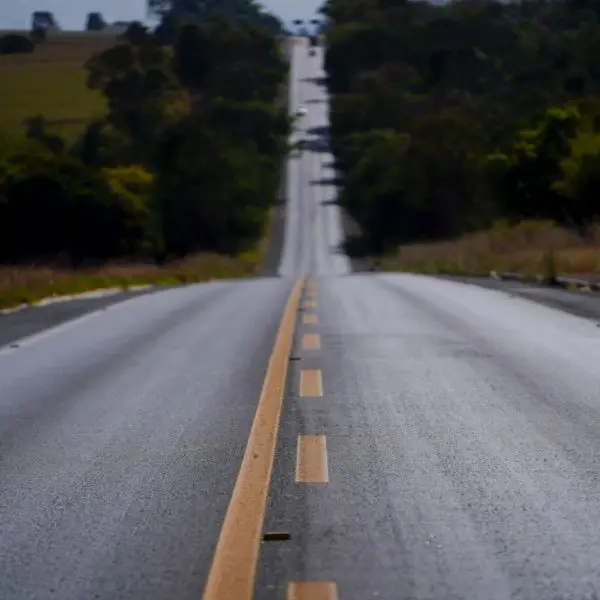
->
[[296, 107, 308, 118]]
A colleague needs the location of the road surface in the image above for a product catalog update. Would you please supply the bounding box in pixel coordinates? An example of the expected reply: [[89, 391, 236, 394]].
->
[[3, 37, 600, 600], [278, 40, 351, 277]]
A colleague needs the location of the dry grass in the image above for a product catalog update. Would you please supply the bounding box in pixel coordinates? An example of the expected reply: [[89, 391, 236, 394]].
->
[[379, 220, 600, 279], [0, 31, 115, 141], [0, 252, 262, 310]]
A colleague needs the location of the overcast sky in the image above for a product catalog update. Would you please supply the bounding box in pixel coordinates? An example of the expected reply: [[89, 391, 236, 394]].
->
[[0, 0, 319, 30]]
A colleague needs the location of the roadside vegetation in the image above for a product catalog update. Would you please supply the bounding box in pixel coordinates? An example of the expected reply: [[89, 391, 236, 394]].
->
[[323, 0, 600, 277], [380, 221, 600, 279], [0, 1, 288, 309], [0, 253, 260, 310]]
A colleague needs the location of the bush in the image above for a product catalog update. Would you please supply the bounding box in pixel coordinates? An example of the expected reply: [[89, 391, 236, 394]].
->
[[73, 120, 139, 168], [0, 141, 160, 264], [0, 34, 35, 55], [103, 165, 163, 256], [155, 113, 271, 256]]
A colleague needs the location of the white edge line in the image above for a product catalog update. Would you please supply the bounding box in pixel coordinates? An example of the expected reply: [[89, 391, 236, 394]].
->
[[0, 292, 154, 355], [0, 304, 29, 316], [0, 286, 138, 315], [0, 284, 161, 314], [0, 278, 229, 355], [35, 287, 123, 307]]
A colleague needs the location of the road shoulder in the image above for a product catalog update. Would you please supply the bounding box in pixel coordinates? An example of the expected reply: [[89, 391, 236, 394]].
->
[[0, 286, 166, 349], [438, 275, 600, 322]]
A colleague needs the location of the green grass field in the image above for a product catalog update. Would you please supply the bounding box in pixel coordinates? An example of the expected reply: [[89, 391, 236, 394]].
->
[[0, 31, 116, 141]]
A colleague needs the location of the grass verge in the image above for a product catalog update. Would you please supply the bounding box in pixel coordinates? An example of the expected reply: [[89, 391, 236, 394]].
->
[[0, 65, 105, 141], [0, 252, 261, 311], [378, 220, 600, 280], [0, 31, 113, 141]]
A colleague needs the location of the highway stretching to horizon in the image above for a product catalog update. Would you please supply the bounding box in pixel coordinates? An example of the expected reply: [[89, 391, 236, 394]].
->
[[3, 37, 600, 600]]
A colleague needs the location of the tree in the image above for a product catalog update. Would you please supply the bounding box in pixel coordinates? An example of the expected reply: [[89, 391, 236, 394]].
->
[[86, 12, 107, 31], [120, 21, 152, 45], [155, 113, 270, 255], [149, 0, 283, 34], [1, 2, 289, 266], [323, 0, 600, 250], [488, 106, 581, 224], [85, 34, 179, 165], [173, 23, 212, 104], [31, 11, 59, 31], [173, 17, 287, 104]]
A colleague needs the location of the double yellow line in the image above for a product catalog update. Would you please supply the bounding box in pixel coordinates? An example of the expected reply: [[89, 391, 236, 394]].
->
[[297, 280, 327, 486], [202, 277, 336, 600]]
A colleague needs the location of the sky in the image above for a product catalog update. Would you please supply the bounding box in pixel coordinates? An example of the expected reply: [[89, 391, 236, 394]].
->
[[0, 0, 320, 31]]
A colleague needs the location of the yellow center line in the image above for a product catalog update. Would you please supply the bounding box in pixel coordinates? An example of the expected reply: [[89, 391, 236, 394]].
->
[[302, 314, 318, 325], [299, 369, 323, 397], [295, 435, 329, 483], [288, 582, 338, 600], [301, 333, 321, 350], [202, 277, 305, 600]]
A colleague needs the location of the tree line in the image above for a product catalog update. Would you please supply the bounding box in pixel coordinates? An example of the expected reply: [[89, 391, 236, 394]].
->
[[0, 0, 289, 266], [322, 0, 600, 253]]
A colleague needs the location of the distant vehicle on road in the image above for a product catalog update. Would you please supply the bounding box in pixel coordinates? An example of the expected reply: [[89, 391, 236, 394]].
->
[[296, 107, 308, 118], [309, 34, 318, 47], [309, 48, 316, 56]]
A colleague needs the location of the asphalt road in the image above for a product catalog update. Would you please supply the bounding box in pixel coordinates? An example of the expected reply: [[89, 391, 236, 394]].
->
[[3, 36, 600, 600], [278, 40, 351, 278], [258, 274, 600, 600], [0, 279, 292, 600]]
